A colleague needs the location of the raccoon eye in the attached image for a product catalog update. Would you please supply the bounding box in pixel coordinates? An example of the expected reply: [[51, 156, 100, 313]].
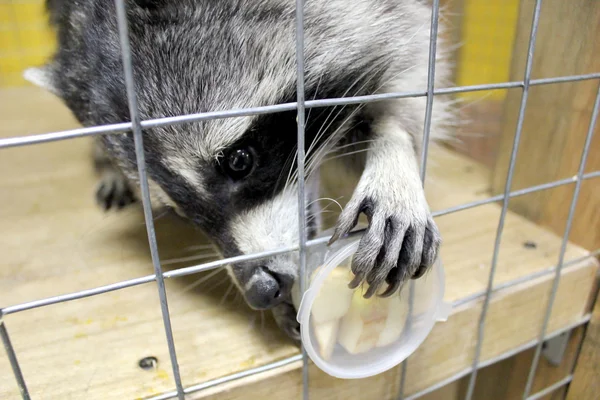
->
[[224, 147, 255, 179]]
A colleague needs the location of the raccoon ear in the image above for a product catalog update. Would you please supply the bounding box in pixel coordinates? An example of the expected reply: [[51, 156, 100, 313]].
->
[[23, 65, 60, 96]]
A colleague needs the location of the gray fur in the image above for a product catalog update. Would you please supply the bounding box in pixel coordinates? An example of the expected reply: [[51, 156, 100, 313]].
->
[[35, 0, 453, 341]]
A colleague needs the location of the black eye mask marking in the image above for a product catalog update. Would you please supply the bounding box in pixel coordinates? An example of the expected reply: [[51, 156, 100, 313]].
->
[[208, 70, 387, 213], [106, 68, 384, 242]]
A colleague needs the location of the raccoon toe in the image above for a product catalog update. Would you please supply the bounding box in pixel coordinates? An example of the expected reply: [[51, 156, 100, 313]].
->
[[330, 195, 441, 298], [95, 171, 136, 211]]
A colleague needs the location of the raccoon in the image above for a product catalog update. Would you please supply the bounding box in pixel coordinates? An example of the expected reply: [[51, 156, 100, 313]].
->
[[27, 0, 452, 341]]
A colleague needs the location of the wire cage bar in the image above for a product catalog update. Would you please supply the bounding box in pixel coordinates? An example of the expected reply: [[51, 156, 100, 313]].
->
[[1, 0, 600, 399], [399, 0, 441, 398], [464, 1, 543, 398], [0, 321, 30, 400], [521, 72, 600, 400], [113, 1, 185, 398], [294, 0, 310, 398], [2, 73, 600, 151], [1, 168, 598, 319], [525, 375, 573, 400]]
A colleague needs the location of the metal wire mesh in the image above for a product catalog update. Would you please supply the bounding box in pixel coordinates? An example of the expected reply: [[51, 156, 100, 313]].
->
[[1, 0, 599, 399], [294, 0, 310, 397], [465, 1, 543, 397], [114, 1, 184, 397]]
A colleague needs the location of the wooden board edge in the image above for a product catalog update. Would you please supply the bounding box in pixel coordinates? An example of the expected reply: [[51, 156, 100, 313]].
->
[[169, 255, 599, 400]]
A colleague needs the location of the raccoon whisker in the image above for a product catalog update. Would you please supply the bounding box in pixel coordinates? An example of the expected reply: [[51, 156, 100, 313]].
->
[[285, 149, 305, 192], [303, 21, 427, 171], [304, 104, 367, 178], [309, 201, 341, 216], [307, 210, 335, 224], [322, 136, 371, 162], [306, 39, 423, 164], [309, 83, 384, 159], [219, 281, 235, 306], [161, 252, 221, 266], [329, 138, 377, 153], [452, 132, 498, 139], [305, 104, 347, 160], [307, 122, 366, 180], [204, 276, 232, 295], [306, 57, 389, 158], [305, 70, 325, 127], [278, 74, 339, 194], [301, 104, 366, 183], [401, 21, 428, 49], [233, 290, 242, 305], [286, 60, 380, 189], [307, 200, 343, 225], [306, 108, 368, 174], [305, 61, 418, 177], [304, 61, 424, 179], [308, 209, 335, 217], [285, 147, 307, 192], [305, 55, 390, 158], [448, 93, 494, 114], [183, 244, 218, 252], [321, 147, 371, 163], [306, 196, 343, 207], [246, 313, 257, 333], [217, 274, 233, 285], [153, 209, 171, 221], [138, 208, 170, 226], [282, 160, 296, 194], [277, 147, 298, 195], [170, 268, 224, 298], [306, 197, 344, 213], [306, 105, 363, 170]]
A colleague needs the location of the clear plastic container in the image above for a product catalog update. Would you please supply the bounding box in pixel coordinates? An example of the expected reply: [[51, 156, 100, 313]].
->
[[294, 233, 450, 379]]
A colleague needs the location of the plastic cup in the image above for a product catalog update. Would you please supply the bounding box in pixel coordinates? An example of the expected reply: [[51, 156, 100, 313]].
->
[[294, 233, 450, 379]]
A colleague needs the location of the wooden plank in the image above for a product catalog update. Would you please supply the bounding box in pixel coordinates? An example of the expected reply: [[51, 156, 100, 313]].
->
[[567, 291, 600, 400], [0, 87, 597, 400], [464, 326, 584, 400], [192, 263, 595, 400], [209, 327, 587, 400], [491, 0, 600, 251]]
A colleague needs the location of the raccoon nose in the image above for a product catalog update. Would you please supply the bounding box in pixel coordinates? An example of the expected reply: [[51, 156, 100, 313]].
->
[[244, 266, 292, 310]]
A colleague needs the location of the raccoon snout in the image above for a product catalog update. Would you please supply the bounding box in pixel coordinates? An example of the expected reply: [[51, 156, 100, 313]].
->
[[244, 266, 293, 310]]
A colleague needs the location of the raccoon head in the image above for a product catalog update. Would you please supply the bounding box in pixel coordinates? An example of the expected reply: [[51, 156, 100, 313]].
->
[[30, 0, 433, 309]]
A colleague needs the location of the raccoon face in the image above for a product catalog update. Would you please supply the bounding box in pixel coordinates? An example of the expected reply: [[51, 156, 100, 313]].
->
[[37, 0, 433, 309]]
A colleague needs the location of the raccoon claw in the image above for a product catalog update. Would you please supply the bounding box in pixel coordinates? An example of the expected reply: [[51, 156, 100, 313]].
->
[[333, 196, 441, 298], [272, 301, 301, 345], [95, 172, 136, 211]]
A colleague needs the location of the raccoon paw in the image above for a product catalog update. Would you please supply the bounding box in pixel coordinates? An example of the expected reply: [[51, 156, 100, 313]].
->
[[272, 301, 301, 345], [95, 171, 136, 211], [329, 191, 441, 299]]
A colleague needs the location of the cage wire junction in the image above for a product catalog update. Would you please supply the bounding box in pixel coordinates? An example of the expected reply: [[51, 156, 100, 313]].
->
[[1, 0, 600, 399]]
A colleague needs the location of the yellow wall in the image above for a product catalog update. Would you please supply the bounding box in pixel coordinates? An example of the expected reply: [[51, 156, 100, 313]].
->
[[1, 0, 519, 93], [0, 0, 55, 87], [456, 0, 520, 100]]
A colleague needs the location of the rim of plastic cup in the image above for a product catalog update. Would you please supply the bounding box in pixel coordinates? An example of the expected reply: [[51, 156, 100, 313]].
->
[[297, 238, 448, 379]]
